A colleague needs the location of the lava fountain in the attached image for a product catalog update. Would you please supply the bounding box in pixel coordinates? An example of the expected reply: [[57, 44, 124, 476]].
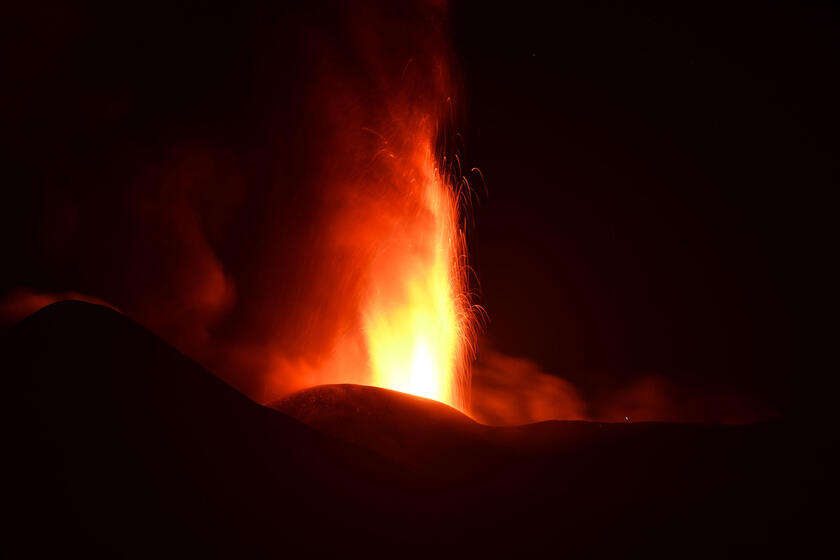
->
[[362, 125, 472, 410], [258, 1, 476, 412]]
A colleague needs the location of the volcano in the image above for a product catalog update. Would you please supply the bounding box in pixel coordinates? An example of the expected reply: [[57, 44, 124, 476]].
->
[[2, 301, 822, 557]]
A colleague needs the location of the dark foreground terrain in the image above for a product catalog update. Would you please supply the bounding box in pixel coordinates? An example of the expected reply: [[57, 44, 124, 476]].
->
[[2, 302, 827, 557]]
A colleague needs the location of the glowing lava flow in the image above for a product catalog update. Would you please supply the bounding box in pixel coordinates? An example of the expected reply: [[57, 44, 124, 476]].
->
[[361, 131, 472, 411]]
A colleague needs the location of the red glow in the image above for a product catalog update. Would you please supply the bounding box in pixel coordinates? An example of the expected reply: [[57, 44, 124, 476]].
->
[[254, 1, 475, 410]]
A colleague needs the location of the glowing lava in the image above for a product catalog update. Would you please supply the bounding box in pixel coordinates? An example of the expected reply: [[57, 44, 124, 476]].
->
[[362, 135, 471, 410], [255, 1, 476, 412]]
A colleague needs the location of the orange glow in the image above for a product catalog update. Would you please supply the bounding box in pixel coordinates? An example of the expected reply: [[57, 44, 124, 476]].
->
[[362, 135, 471, 410], [244, 2, 477, 411]]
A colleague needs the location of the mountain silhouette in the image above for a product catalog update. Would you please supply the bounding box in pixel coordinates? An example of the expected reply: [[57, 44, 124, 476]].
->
[[3, 301, 822, 557]]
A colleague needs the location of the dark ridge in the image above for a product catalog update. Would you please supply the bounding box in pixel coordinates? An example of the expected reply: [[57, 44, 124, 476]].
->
[[276, 384, 824, 556], [2, 301, 825, 557], [275, 383, 784, 471], [1, 301, 422, 556]]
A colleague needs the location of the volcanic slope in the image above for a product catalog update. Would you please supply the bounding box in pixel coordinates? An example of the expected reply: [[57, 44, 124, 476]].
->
[[3, 301, 823, 557], [2, 301, 425, 556], [276, 383, 822, 556]]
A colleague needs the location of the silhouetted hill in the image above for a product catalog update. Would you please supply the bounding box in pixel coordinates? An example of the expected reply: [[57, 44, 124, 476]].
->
[[275, 384, 486, 472], [2, 301, 420, 556], [276, 384, 825, 557], [275, 383, 788, 472], [2, 302, 825, 557]]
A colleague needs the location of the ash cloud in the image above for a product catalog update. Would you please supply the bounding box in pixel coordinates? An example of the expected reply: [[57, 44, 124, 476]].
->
[[470, 346, 588, 425], [471, 343, 775, 425]]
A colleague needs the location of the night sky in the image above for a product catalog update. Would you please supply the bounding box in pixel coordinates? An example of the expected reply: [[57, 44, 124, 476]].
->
[[454, 1, 836, 419], [2, 1, 835, 420]]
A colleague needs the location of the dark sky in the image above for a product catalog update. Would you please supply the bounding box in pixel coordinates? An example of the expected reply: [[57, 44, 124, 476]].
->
[[2, 1, 835, 419], [453, 1, 836, 419]]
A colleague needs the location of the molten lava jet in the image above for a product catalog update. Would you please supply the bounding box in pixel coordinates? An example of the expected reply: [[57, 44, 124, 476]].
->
[[263, 2, 478, 412], [361, 132, 472, 410]]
